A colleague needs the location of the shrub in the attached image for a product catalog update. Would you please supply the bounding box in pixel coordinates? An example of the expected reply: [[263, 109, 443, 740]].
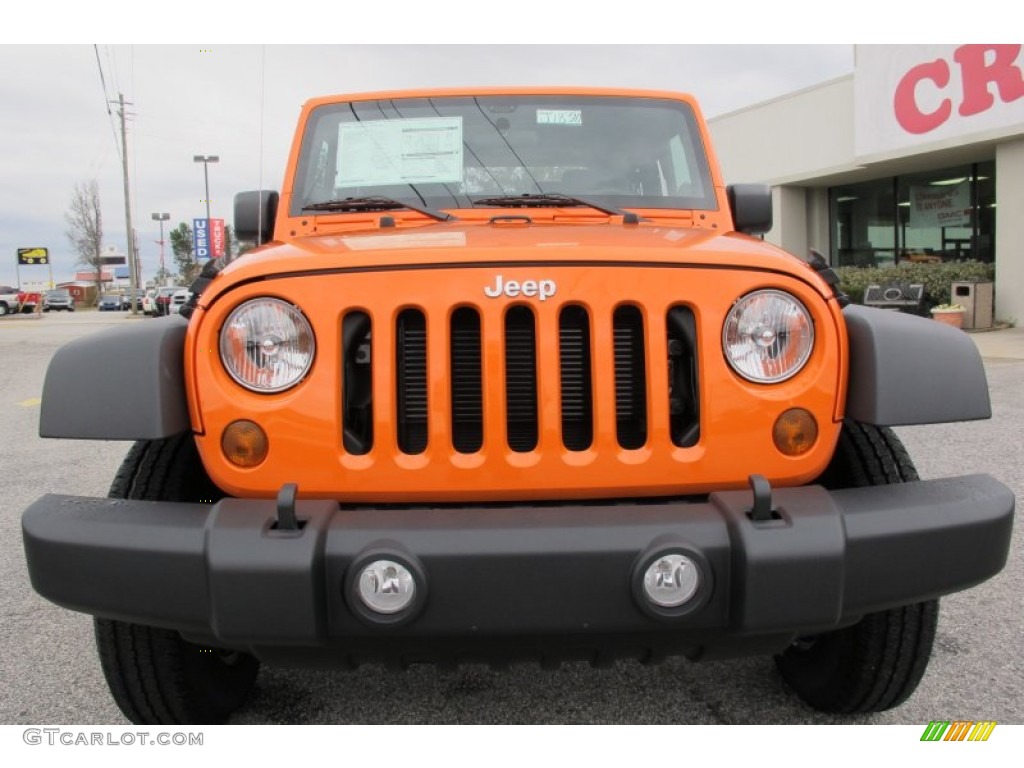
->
[[834, 261, 995, 309]]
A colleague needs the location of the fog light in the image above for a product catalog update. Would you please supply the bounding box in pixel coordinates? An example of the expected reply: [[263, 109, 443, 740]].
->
[[773, 408, 818, 456], [642, 554, 700, 608], [222, 420, 269, 467], [357, 560, 417, 615]]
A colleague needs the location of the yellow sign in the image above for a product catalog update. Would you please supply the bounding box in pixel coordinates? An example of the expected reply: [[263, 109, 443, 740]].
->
[[18, 247, 49, 265]]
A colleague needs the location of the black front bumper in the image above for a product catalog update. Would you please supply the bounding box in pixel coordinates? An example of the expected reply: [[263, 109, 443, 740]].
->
[[22, 475, 1014, 663]]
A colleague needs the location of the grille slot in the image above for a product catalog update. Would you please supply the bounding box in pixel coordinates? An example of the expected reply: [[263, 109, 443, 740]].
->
[[342, 311, 373, 455], [613, 305, 648, 450], [667, 307, 700, 447], [396, 309, 428, 454], [450, 308, 483, 453], [504, 306, 539, 452], [559, 305, 593, 451]]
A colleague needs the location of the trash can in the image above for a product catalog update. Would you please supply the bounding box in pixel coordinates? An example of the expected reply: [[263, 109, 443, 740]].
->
[[951, 281, 994, 330]]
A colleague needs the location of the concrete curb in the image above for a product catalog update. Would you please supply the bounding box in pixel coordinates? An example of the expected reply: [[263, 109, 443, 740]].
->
[[967, 325, 1024, 361]]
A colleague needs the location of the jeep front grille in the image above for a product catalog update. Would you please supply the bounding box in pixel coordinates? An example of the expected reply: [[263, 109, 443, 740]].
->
[[341, 304, 700, 456]]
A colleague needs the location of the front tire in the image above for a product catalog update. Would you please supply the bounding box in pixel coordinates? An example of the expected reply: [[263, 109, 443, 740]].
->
[[95, 434, 259, 724], [774, 421, 939, 714]]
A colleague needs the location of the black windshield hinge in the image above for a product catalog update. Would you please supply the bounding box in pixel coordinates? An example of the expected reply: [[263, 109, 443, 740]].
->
[[180, 257, 225, 320], [807, 248, 850, 308]]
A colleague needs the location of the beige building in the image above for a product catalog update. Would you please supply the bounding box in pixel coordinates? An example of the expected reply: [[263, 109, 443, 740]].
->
[[710, 44, 1024, 324]]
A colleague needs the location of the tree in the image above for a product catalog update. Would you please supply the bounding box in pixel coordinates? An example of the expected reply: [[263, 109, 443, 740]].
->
[[169, 222, 199, 284], [235, 236, 255, 259], [64, 180, 104, 296], [224, 224, 238, 260], [153, 263, 174, 287]]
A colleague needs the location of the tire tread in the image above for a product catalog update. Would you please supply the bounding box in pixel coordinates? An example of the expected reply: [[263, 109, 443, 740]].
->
[[775, 420, 938, 714], [96, 434, 258, 725]]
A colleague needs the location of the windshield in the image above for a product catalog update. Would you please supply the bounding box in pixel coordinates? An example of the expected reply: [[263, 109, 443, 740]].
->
[[291, 95, 716, 216]]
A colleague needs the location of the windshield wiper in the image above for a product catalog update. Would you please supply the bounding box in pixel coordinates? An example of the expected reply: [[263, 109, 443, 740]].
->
[[302, 196, 455, 222], [472, 193, 640, 221]]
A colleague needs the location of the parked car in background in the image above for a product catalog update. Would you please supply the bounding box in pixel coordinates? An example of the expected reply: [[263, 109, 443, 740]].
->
[[155, 286, 185, 316], [121, 289, 146, 311], [43, 289, 75, 312], [97, 295, 121, 312], [17, 290, 40, 313], [169, 289, 191, 315], [0, 285, 19, 316], [141, 289, 158, 316]]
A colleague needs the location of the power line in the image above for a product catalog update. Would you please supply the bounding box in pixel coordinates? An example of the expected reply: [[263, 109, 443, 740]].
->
[[104, 45, 122, 102], [94, 45, 122, 163], [93, 45, 111, 116]]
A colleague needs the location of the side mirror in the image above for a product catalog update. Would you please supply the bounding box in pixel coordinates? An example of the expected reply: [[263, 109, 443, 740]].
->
[[727, 184, 772, 235], [234, 190, 279, 245]]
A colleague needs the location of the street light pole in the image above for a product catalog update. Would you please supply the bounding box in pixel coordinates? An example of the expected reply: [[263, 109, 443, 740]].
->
[[151, 212, 170, 286], [193, 155, 219, 224]]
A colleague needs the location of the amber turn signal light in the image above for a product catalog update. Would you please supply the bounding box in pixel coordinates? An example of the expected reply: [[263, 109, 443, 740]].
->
[[772, 408, 818, 456], [222, 420, 269, 467]]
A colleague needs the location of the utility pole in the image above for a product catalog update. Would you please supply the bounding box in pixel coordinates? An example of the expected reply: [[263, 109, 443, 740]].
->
[[116, 93, 139, 315]]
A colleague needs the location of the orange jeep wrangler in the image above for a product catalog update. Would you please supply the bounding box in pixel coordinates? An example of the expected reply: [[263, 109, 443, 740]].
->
[[23, 87, 1014, 724]]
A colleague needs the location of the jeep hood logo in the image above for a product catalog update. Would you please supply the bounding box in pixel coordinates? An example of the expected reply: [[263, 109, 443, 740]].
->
[[483, 275, 557, 301]]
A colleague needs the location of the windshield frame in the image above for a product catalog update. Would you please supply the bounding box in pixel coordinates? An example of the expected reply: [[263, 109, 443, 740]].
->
[[288, 92, 719, 219]]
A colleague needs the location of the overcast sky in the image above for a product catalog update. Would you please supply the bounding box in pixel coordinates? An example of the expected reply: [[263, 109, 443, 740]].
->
[[0, 0, 998, 289], [0, 43, 861, 289]]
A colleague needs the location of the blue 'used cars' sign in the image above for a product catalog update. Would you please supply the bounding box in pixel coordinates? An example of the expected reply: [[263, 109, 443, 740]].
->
[[193, 218, 210, 260]]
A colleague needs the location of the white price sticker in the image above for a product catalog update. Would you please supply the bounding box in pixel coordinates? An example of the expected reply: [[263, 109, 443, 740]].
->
[[537, 109, 582, 126]]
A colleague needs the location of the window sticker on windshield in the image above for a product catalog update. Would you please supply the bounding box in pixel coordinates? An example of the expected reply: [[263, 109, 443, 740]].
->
[[337, 117, 463, 188], [536, 109, 582, 126]]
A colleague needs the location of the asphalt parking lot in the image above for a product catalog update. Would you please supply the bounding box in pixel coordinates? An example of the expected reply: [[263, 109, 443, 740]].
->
[[1, 310, 1021, 724]]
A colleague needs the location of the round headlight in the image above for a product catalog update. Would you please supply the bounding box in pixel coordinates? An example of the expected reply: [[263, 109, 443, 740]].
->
[[220, 298, 315, 393], [723, 290, 813, 383]]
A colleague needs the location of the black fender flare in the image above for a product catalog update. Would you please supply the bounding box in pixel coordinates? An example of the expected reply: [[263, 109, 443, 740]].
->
[[40, 316, 191, 440], [843, 305, 991, 426]]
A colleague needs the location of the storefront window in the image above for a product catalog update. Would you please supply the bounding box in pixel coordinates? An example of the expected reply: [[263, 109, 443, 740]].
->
[[975, 161, 996, 263], [831, 178, 896, 267], [830, 162, 995, 267], [898, 165, 971, 263]]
